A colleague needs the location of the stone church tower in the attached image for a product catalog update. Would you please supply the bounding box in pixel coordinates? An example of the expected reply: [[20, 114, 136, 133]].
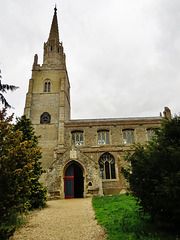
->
[[24, 7, 70, 175]]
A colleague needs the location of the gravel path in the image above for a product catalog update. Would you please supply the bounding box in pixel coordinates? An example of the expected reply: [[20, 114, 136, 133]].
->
[[11, 198, 107, 240]]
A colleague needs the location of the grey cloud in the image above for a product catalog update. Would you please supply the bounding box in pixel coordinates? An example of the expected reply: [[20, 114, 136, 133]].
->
[[0, 0, 179, 119]]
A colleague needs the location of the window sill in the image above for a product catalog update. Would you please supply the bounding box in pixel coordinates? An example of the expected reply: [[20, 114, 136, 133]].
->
[[74, 144, 84, 147], [98, 143, 110, 145], [102, 179, 119, 182], [123, 143, 135, 145]]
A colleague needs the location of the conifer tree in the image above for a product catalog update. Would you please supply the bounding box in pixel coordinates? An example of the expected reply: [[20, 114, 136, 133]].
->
[[122, 116, 180, 230], [0, 109, 41, 239], [13, 115, 47, 209]]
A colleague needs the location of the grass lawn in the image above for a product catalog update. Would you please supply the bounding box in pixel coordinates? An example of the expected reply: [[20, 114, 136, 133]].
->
[[92, 194, 179, 240]]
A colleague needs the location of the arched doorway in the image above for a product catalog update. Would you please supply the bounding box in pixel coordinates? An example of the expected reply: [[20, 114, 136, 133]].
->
[[64, 162, 84, 199]]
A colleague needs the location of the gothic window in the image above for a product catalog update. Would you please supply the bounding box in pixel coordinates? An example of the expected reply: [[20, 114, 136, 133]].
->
[[147, 128, 157, 141], [99, 153, 116, 179], [98, 130, 109, 145], [123, 129, 135, 144], [44, 80, 51, 92], [40, 112, 51, 124], [72, 131, 83, 145]]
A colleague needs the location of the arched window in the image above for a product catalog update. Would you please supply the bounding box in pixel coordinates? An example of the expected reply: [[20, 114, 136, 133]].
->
[[98, 130, 109, 145], [123, 129, 135, 144], [99, 153, 116, 179], [72, 131, 83, 145], [40, 112, 51, 124], [44, 80, 51, 92]]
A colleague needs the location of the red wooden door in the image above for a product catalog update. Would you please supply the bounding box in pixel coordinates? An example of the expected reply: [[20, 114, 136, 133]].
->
[[64, 165, 74, 199]]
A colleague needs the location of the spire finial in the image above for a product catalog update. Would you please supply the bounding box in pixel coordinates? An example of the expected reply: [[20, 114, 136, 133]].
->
[[54, 4, 57, 13]]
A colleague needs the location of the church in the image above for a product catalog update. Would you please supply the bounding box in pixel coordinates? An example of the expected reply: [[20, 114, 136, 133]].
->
[[24, 7, 171, 199]]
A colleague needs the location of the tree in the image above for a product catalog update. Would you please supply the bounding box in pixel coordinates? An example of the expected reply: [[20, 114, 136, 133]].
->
[[0, 109, 37, 238], [0, 70, 18, 108], [0, 109, 46, 239], [121, 116, 180, 230], [13, 115, 47, 209]]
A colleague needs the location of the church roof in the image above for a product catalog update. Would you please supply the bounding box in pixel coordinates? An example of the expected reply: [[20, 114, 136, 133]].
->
[[66, 116, 162, 126]]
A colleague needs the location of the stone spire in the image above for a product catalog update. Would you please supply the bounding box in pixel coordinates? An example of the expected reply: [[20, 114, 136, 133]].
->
[[42, 6, 66, 68], [48, 6, 59, 44]]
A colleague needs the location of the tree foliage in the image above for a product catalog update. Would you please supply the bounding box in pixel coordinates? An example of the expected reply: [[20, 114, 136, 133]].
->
[[13, 115, 47, 209], [0, 109, 47, 239], [0, 70, 18, 108], [121, 117, 180, 230]]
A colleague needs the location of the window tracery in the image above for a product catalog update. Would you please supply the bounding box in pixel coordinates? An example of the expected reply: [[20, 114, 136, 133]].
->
[[72, 131, 83, 145], [99, 153, 116, 179], [98, 130, 109, 145], [147, 128, 157, 141], [40, 112, 51, 124], [123, 129, 135, 144]]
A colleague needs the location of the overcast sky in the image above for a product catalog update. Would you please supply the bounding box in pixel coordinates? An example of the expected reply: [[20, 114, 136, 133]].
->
[[0, 0, 180, 120]]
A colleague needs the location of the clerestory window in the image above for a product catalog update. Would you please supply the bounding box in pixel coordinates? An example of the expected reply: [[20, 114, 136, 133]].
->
[[147, 128, 157, 141], [44, 80, 51, 92], [98, 130, 109, 145], [72, 131, 83, 146], [123, 129, 135, 144], [99, 153, 116, 179]]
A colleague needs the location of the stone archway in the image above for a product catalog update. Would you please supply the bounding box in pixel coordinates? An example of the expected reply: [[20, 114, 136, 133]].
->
[[64, 161, 84, 199]]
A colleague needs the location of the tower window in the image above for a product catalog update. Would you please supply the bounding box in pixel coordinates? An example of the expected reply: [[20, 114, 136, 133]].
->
[[98, 130, 109, 145], [123, 129, 135, 144], [44, 80, 51, 92], [51, 46, 53, 51], [40, 112, 51, 124], [99, 153, 116, 179], [72, 131, 83, 145]]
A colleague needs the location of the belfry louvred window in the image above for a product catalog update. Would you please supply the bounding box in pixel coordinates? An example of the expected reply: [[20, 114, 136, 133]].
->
[[44, 80, 51, 92], [99, 153, 116, 179]]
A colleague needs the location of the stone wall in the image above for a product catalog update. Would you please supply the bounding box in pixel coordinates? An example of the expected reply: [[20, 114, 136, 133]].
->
[[46, 117, 162, 198], [47, 148, 102, 199]]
